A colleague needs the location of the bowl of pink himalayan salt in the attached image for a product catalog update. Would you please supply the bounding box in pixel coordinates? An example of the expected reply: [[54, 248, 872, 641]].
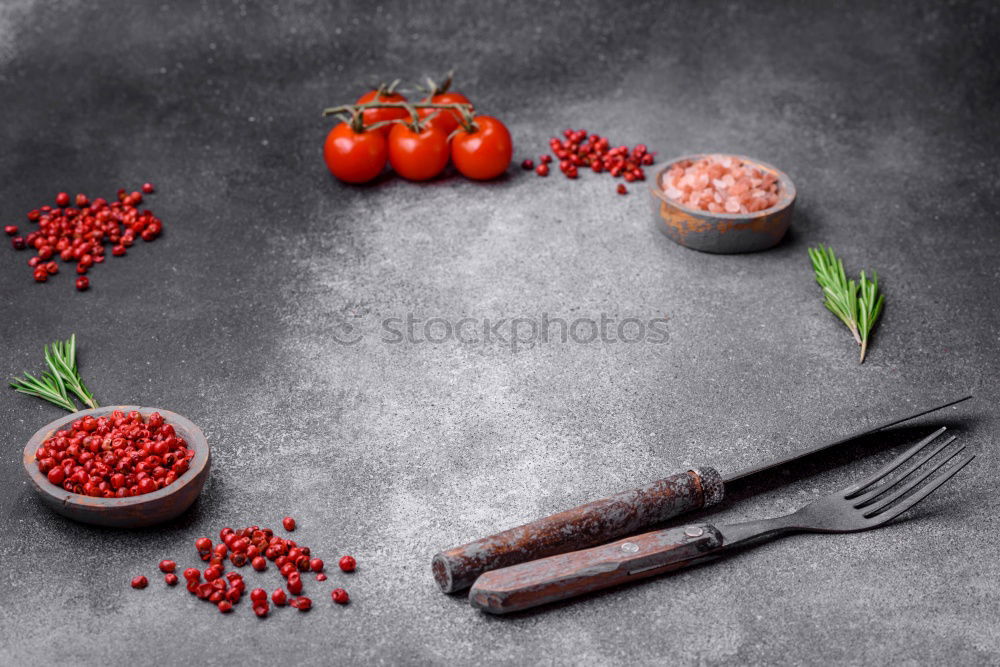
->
[[650, 154, 796, 253]]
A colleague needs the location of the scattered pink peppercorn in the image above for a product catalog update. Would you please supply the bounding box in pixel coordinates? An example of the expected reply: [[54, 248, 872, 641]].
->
[[338, 555, 356, 572], [316, 573, 327, 581], [521, 159, 534, 170], [217, 600, 233, 613], [253, 604, 269, 618], [309, 558, 324, 572], [142, 182, 155, 194], [131, 575, 148, 589], [331, 588, 350, 605], [282, 516, 296, 531], [271, 588, 288, 606], [159, 560, 176, 573], [617, 184, 628, 195], [164, 573, 179, 586], [252, 556, 267, 571], [293, 596, 312, 611], [12, 187, 163, 291]]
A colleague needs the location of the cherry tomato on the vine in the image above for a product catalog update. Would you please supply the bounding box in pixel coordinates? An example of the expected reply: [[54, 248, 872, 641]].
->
[[451, 116, 513, 181], [356, 88, 408, 136], [417, 91, 473, 138], [323, 122, 388, 184], [388, 123, 450, 181]]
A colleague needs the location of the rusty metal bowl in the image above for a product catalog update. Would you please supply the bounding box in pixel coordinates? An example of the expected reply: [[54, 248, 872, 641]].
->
[[22, 406, 210, 528], [650, 155, 796, 253]]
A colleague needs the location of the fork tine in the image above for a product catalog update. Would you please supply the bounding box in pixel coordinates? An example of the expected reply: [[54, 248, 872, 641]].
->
[[842, 427, 948, 498], [861, 445, 966, 516], [863, 453, 974, 522], [851, 435, 957, 507]]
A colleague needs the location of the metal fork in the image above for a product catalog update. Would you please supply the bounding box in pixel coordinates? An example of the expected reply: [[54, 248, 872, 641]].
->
[[469, 427, 974, 614]]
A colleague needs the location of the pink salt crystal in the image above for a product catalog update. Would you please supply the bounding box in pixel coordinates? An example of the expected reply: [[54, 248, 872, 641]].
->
[[661, 155, 782, 213]]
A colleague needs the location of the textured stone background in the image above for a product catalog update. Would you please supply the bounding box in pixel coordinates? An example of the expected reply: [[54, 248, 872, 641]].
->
[[1, 1, 998, 664]]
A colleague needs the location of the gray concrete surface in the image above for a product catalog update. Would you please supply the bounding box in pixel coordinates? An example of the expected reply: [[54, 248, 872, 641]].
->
[[1, 1, 998, 664]]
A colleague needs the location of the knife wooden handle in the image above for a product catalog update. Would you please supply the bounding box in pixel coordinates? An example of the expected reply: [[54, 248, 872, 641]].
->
[[469, 524, 724, 614], [432, 467, 724, 593]]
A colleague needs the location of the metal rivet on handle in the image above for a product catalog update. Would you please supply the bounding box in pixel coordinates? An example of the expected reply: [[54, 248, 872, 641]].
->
[[620, 542, 639, 553], [684, 526, 704, 538]]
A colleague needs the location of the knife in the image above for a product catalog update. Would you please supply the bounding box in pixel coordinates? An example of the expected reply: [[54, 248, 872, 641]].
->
[[432, 394, 972, 593]]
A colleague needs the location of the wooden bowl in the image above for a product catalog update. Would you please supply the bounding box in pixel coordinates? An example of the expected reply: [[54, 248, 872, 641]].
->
[[22, 406, 210, 528], [650, 154, 796, 253]]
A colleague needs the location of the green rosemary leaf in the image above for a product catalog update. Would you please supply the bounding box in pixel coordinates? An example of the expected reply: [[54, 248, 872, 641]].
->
[[68, 333, 78, 369]]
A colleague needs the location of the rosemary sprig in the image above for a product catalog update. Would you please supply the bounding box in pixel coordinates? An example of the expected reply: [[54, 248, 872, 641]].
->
[[10, 334, 99, 411], [808, 245, 885, 363]]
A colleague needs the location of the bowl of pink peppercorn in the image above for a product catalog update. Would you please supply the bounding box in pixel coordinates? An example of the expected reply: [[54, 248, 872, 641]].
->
[[23, 405, 210, 527], [650, 154, 796, 253]]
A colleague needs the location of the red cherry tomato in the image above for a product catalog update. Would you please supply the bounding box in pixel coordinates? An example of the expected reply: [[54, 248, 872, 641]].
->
[[323, 122, 387, 184], [417, 92, 472, 138], [388, 123, 450, 182], [450, 116, 513, 180], [356, 89, 408, 136]]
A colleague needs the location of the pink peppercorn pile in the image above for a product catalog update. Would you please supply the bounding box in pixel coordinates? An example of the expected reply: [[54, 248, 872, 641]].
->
[[535, 129, 654, 194], [134, 520, 357, 618], [35, 410, 193, 498], [11, 186, 163, 290]]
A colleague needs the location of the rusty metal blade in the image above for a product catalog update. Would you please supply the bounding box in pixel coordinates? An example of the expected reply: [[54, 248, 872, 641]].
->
[[721, 394, 973, 484]]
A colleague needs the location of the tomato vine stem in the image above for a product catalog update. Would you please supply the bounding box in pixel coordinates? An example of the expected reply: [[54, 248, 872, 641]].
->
[[323, 101, 473, 116]]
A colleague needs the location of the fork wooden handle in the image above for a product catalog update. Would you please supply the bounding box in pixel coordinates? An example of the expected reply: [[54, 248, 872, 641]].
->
[[433, 468, 724, 593], [469, 524, 724, 614]]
